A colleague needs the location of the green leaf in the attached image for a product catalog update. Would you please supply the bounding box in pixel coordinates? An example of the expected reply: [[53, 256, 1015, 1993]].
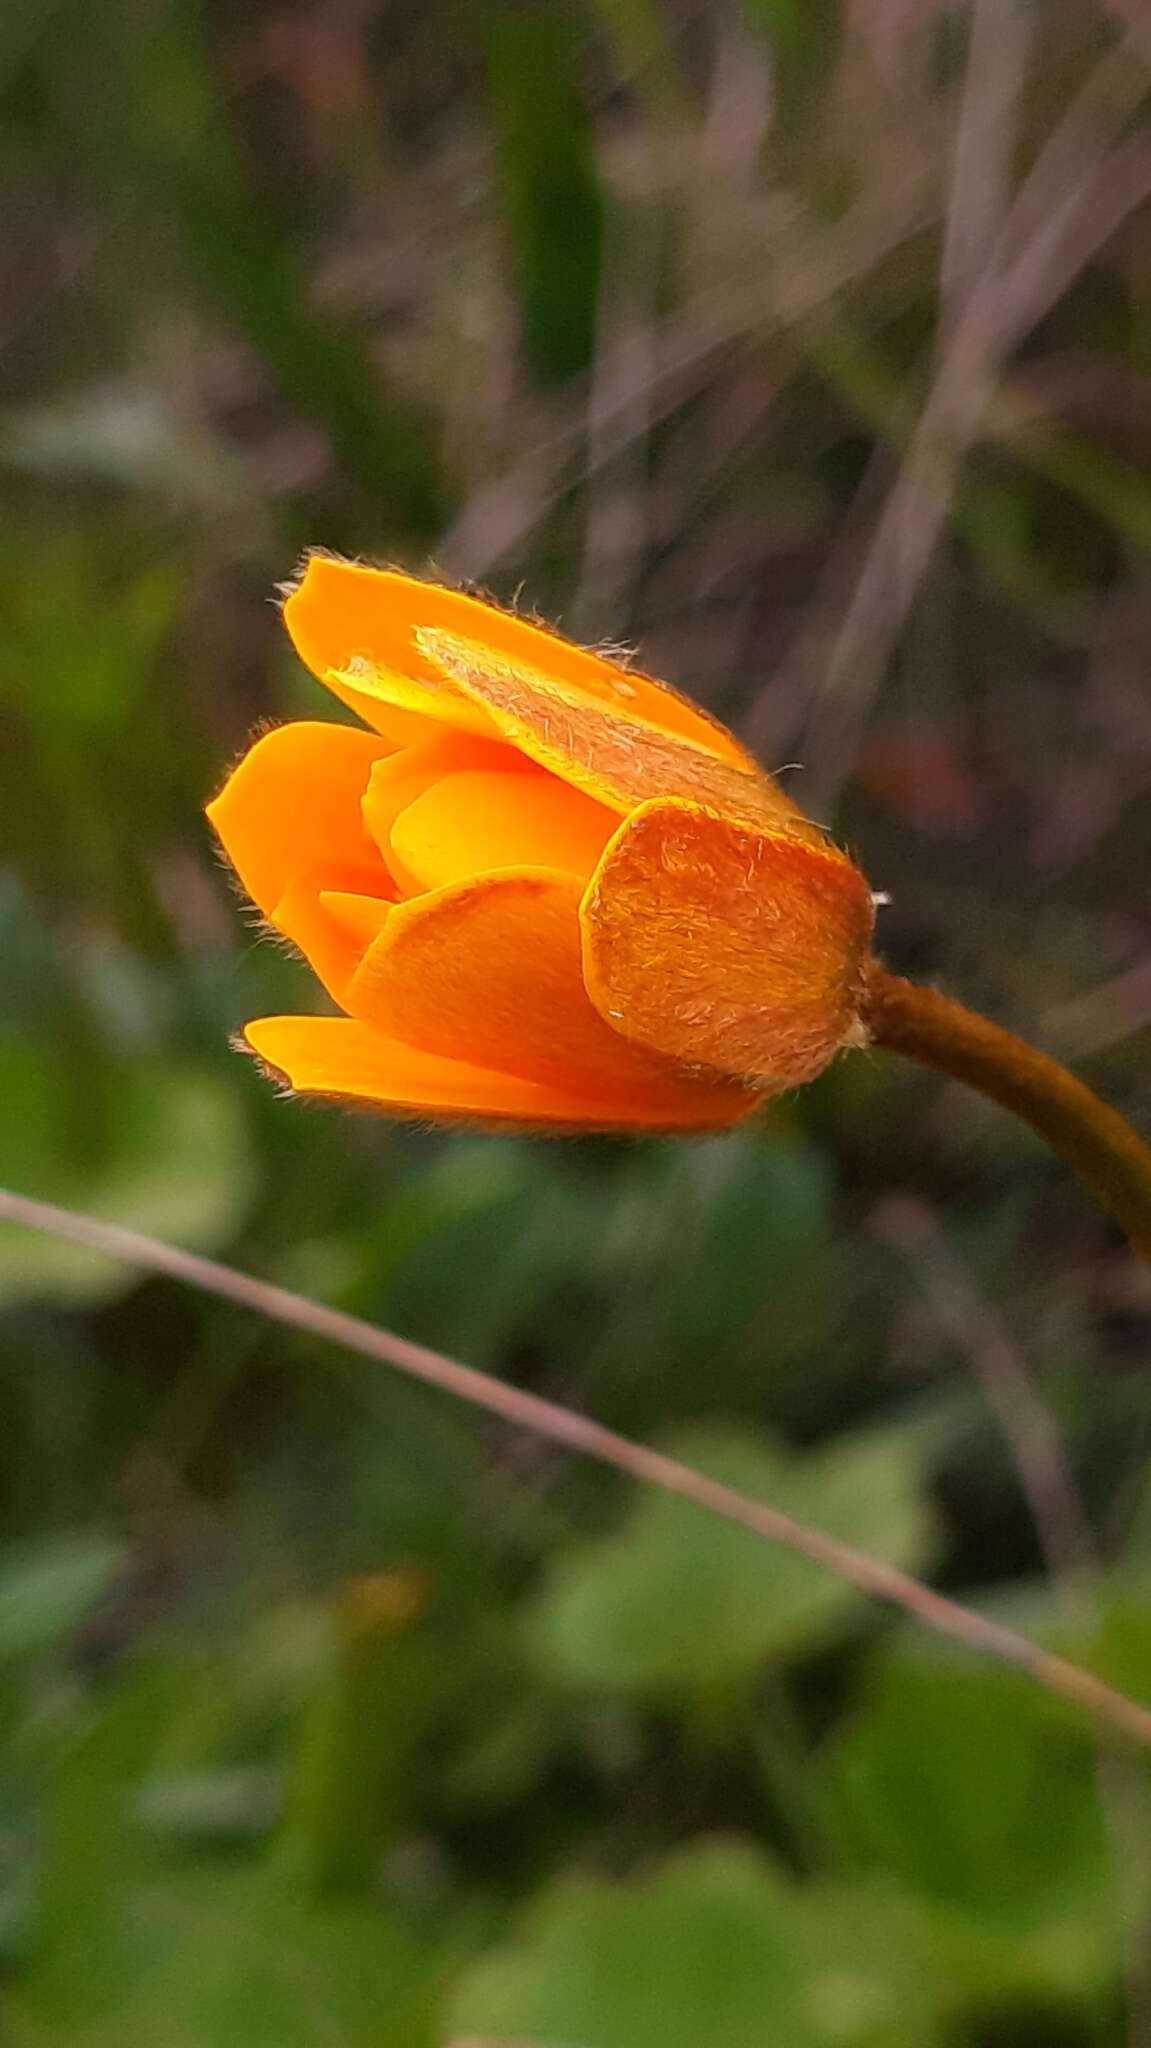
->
[[0, 534, 183, 735], [784, 1879, 945, 2047], [378, 1139, 602, 1366], [636, 1129, 836, 1375], [446, 1840, 820, 2048], [16, 1865, 438, 2047], [534, 1424, 933, 1696], [734, 0, 841, 101], [15, 1645, 440, 2044], [0, 1051, 256, 1304], [832, 1653, 1109, 1936], [0, 1533, 124, 1661], [101, 0, 450, 542], [278, 1570, 436, 1894], [485, 7, 605, 387]]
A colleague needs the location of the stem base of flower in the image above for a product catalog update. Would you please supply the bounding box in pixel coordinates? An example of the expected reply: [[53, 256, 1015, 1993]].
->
[[860, 961, 1151, 1263]]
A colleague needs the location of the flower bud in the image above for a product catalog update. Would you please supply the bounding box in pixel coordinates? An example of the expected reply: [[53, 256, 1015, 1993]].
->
[[207, 556, 874, 1130]]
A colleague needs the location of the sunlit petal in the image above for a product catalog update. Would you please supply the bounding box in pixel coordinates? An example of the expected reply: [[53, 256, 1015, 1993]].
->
[[207, 721, 391, 915], [347, 867, 758, 1118], [245, 1015, 753, 1131]]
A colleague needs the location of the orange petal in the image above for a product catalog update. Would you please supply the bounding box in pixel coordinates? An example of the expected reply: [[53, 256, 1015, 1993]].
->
[[284, 555, 758, 762], [285, 557, 498, 742], [318, 890, 394, 949], [207, 721, 390, 915], [415, 625, 815, 830], [244, 1015, 754, 1132], [345, 867, 759, 1120], [360, 733, 534, 894], [271, 865, 395, 1006], [390, 768, 616, 893], [581, 798, 876, 1088]]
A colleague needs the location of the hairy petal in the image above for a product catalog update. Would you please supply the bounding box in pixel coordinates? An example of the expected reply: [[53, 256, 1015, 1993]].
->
[[346, 867, 758, 1120], [284, 553, 752, 762], [581, 798, 876, 1088], [416, 626, 813, 831]]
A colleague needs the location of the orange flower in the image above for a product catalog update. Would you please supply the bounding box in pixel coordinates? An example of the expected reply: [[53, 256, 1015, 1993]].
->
[[207, 556, 875, 1131]]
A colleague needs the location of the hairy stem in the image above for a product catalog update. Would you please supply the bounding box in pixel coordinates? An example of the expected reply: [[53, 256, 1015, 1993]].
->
[[861, 961, 1151, 1263]]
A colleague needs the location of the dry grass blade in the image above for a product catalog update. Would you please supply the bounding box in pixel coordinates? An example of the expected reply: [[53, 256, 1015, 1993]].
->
[[879, 1195, 1151, 2048], [800, 39, 1151, 806], [439, 174, 938, 582], [2, 1183, 1151, 1751]]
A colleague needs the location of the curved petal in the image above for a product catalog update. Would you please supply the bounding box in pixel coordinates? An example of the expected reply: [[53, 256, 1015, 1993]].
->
[[284, 554, 754, 763], [415, 625, 815, 830], [345, 867, 759, 1118], [245, 1015, 754, 1132], [207, 721, 390, 915], [390, 768, 616, 893], [581, 798, 875, 1088], [270, 866, 394, 1006], [318, 890, 395, 950], [360, 733, 536, 894]]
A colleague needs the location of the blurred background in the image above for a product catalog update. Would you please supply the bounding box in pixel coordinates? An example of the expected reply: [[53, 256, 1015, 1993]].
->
[[1, 1, 1151, 2041]]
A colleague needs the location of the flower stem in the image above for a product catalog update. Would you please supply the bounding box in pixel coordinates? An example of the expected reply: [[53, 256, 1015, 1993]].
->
[[861, 961, 1151, 1264]]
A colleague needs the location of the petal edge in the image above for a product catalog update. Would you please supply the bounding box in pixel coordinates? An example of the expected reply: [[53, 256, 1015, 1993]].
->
[[244, 1015, 754, 1132]]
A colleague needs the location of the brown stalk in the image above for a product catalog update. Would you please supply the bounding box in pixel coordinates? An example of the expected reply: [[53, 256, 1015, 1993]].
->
[[2, 1183, 1151, 1750], [861, 962, 1151, 1263]]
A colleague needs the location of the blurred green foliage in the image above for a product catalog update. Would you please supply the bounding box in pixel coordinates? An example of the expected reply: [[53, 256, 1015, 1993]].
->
[[2, 0, 1151, 2042]]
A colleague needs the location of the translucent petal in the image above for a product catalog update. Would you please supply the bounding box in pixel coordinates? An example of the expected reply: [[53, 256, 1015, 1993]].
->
[[284, 554, 753, 762]]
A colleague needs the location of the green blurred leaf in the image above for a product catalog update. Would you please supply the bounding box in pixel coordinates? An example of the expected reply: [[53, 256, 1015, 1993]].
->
[[534, 1424, 933, 1696], [833, 1654, 1109, 1935], [14, 1647, 440, 2043], [105, 0, 449, 541], [173, 164, 450, 542], [279, 1569, 436, 1894], [735, 0, 841, 111], [85, 1870, 437, 2048], [0, 1051, 256, 1304], [784, 1879, 945, 2048], [0, 1532, 123, 1660], [639, 1129, 835, 1374], [378, 1139, 603, 1365], [0, 0, 61, 79], [485, 6, 604, 387], [20, 1657, 191, 2021], [0, 533, 182, 736], [447, 1839, 820, 2048], [16, 1864, 438, 2047]]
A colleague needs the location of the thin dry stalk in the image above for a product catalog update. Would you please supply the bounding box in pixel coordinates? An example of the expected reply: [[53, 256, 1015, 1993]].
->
[[3, 1183, 1151, 1751], [938, 0, 1030, 333], [800, 41, 1151, 807], [439, 175, 938, 582], [877, 1194, 1095, 1585], [879, 1195, 1151, 2048]]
